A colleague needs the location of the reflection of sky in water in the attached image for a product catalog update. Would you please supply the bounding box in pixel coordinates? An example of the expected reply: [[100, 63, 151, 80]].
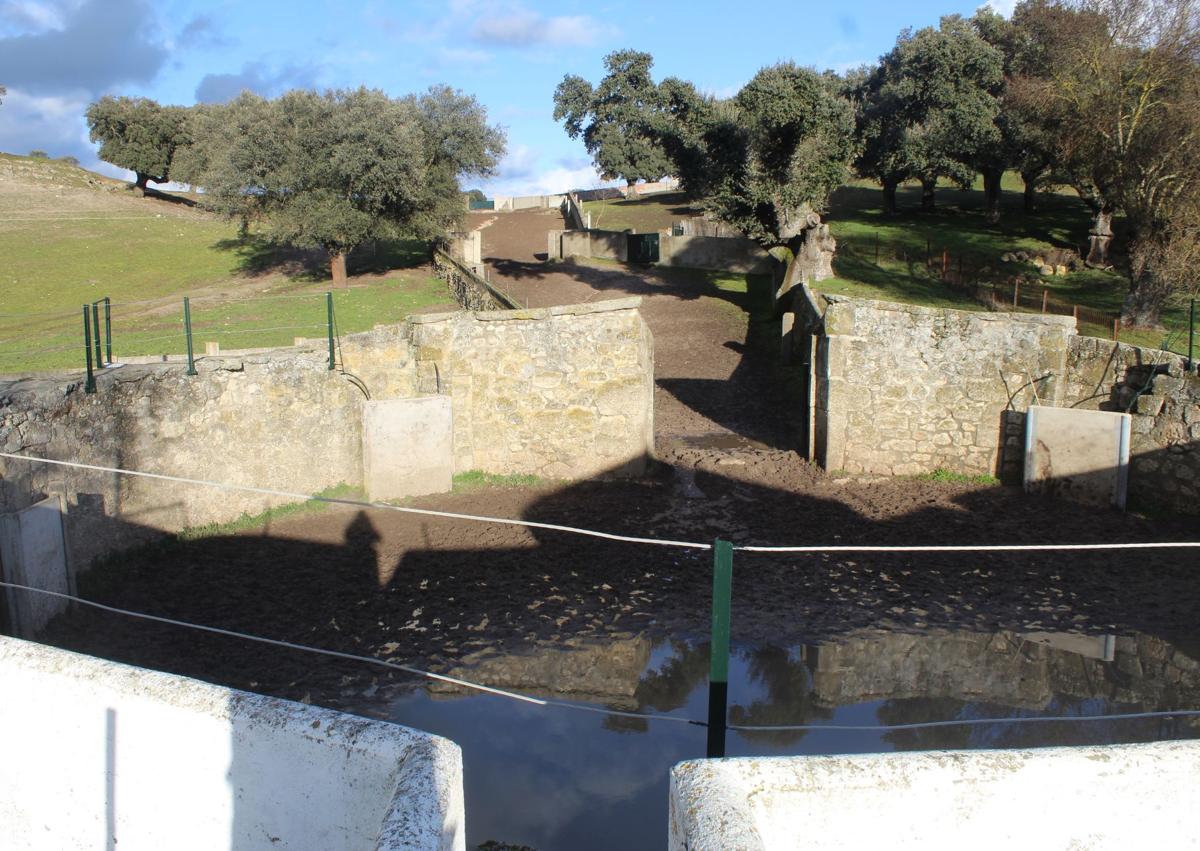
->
[[383, 634, 1200, 850]]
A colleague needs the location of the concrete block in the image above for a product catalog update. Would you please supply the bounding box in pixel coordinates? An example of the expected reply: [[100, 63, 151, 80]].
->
[[670, 741, 1200, 850], [1024, 405, 1131, 509], [0, 495, 70, 637], [363, 397, 453, 500], [0, 637, 465, 851]]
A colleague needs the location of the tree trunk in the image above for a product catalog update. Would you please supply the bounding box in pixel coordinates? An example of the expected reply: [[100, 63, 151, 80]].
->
[[1121, 285, 1164, 329], [1085, 208, 1114, 268], [920, 176, 937, 211], [1021, 170, 1038, 212], [133, 172, 149, 197], [982, 168, 1004, 224], [882, 179, 898, 215], [330, 251, 348, 288]]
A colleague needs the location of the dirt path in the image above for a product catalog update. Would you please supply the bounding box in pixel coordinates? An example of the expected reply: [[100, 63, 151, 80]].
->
[[468, 208, 793, 455]]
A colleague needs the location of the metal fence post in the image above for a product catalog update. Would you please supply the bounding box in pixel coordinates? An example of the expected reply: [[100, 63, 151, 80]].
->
[[1188, 298, 1195, 371], [183, 297, 197, 376], [707, 538, 734, 758], [103, 296, 112, 365], [91, 301, 103, 368], [82, 305, 96, 394], [326, 291, 335, 370]]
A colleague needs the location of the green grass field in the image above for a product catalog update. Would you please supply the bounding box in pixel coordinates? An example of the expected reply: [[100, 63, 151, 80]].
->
[[0, 154, 454, 373], [583, 174, 1194, 355]]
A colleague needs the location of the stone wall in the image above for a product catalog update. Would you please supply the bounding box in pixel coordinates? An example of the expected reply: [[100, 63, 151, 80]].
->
[[814, 295, 1073, 476], [432, 249, 518, 311], [408, 298, 654, 479], [548, 227, 775, 274], [1, 299, 655, 572], [1062, 337, 1199, 511]]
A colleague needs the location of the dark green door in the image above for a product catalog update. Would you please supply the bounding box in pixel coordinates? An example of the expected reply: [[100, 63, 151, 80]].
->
[[628, 232, 660, 263]]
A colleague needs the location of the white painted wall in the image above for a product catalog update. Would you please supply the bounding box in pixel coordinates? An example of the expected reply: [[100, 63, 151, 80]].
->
[[363, 397, 454, 500], [0, 638, 465, 851], [671, 742, 1200, 850], [0, 495, 70, 637]]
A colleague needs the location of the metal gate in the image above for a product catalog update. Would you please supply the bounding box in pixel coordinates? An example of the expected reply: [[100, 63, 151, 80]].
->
[[627, 232, 660, 264]]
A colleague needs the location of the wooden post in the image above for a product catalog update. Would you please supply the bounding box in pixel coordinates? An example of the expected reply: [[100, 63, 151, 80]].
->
[[1013, 280, 1020, 308], [1073, 304, 1079, 322], [926, 237, 931, 266], [1114, 319, 1120, 342], [942, 248, 949, 278], [1042, 289, 1049, 313]]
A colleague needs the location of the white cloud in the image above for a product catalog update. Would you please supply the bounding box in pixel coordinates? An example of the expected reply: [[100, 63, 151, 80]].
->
[[0, 0, 68, 33], [483, 158, 618, 197], [980, 0, 1017, 18], [0, 86, 93, 161], [470, 4, 612, 47]]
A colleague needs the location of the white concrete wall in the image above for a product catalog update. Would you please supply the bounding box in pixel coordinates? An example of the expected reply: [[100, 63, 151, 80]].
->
[[0, 495, 70, 637], [363, 397, 454, 500], [670, 742, 1200, 850], [0, 638, 465, 851]]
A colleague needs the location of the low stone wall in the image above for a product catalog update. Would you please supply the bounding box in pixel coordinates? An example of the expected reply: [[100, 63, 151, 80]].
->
[[1, 300, 656, 573], [670, 741, 1200, 850], [659, 234, 774, 274], [0, 637, 465, 850], [409, 298, 654, 478], [549, 227, 775, 274], [433, 249, 517, 311], [490, 193, 567, 212], [0, 350, 371, 569], [814, 295, 1073, 476], [1061, 337, 1198, 510]]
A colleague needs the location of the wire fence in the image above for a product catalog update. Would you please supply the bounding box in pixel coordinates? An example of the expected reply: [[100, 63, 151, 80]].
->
[[2, 452, 1199, 747], [0, 290, 339, 382], [836, 234, 1198, 360]]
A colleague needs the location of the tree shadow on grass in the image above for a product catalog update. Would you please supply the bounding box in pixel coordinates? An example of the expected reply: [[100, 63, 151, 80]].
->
[[212, 235, 430, 282]]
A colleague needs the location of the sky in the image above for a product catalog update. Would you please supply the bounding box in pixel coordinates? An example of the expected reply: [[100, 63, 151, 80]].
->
[[0, 0, 1015, 195]]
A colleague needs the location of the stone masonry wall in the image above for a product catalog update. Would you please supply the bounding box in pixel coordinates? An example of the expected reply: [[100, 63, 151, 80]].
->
[[409, 297, 654, 479], [815, 296, 1074, 476], [1, 300, 656, 571], [0, 350, 371, 570], [1061, 337, 1200, 512]]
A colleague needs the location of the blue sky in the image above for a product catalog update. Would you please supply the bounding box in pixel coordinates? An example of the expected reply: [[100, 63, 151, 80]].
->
[[0, 0, 1014, 194]]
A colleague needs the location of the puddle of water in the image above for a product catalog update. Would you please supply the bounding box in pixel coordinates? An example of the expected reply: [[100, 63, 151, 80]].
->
[[375, 629, 1200, 850], [670, 432, 770, 451]]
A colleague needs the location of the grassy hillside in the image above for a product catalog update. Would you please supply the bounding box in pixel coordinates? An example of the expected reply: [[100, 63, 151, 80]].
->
[[0, 153, 453, 373]]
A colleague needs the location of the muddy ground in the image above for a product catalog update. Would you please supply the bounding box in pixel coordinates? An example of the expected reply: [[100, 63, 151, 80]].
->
[[44, 209, 1200, 708]]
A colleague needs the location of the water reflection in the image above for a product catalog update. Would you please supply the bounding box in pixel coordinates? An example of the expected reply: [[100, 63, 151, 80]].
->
[[371, 629, 1200, 850]]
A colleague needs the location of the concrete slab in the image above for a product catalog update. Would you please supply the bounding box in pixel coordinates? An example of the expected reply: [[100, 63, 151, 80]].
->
[[0, 495, 70, 638], [0, 637, 465, 851], [670, 741, 1200, 850], [363, 396, 454, 501], [1024, 405, 1131, 508]]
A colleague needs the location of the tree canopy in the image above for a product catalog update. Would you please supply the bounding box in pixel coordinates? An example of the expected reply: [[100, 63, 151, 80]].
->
[[85, 96, 190, 194], [684, 64, 857, 250], [854, 16, 1005, 212], [181, 86, 504, 286], [552, 50, 673, 189]]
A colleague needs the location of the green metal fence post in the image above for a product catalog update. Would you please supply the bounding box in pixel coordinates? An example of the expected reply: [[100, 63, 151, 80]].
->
[[91, 301, 103, 368], [103, 296, 112, 365], [82, 305, 96, 394], [183, 297, 197, 376], [326, 291, 335, 370], [1188, 298, 1195, 372], [707, 538, 734, 758]]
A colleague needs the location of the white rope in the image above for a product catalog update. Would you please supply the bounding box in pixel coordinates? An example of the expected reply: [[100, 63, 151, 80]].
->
[[728, 709, 1200, 733], [735, 542, 1200, 553], [0, 581, 704, 727], [0, 453, 713, 551]]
